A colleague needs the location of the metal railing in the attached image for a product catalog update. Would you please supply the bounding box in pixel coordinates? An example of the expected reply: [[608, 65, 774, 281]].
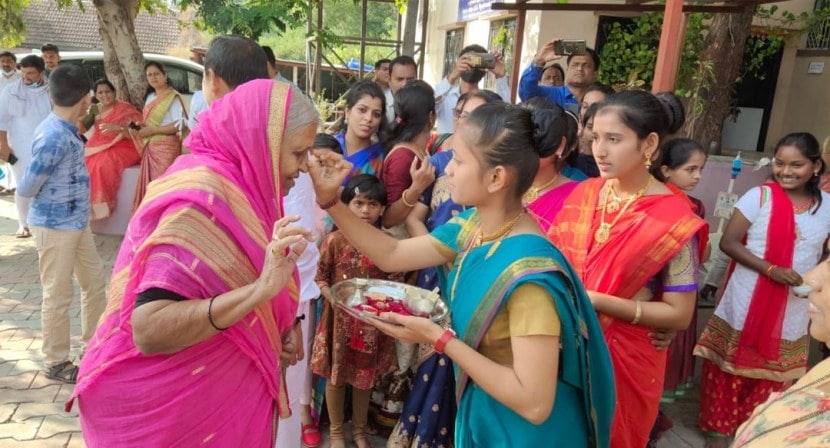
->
[[806, 16, 830, 49]]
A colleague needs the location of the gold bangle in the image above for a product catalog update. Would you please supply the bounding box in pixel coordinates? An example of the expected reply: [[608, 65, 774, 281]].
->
[[765, 264, 778, 277], [631, 301, 643, 325], [401, 188, 417, 207]]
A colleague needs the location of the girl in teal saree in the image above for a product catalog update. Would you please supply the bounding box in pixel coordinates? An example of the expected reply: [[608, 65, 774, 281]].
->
[[309, 102, 615, 447]]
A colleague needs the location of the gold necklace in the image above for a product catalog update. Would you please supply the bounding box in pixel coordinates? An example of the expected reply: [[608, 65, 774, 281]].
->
[[477, 210, 525, 245], [450, 210, 525, 301], [606, 181, 643, 213], [594, 176, 653, 244], [523, 174, 560, 204]]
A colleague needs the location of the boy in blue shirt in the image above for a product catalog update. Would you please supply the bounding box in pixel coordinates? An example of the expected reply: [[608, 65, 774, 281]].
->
[[18, 64, 106, 384]]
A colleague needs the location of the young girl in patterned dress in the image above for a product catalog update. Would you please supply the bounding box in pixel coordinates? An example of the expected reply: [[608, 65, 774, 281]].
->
[[310, 174, 402, 448]]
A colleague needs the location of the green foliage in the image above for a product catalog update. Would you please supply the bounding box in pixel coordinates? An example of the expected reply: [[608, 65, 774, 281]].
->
[[179, 0, 309, 40], [260, 0, 399, 63], [597, 12, 710, 92], [0, 0, 29, 48]]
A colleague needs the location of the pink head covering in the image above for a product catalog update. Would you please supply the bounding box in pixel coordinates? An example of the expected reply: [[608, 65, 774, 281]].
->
[[75, 81, 307, 430]]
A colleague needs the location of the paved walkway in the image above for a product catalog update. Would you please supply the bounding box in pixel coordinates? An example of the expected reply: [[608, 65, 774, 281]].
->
[[0, 194, 707, 447]]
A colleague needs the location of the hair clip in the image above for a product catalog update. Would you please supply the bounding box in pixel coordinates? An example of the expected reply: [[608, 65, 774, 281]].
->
[[394, 116, 406, 125]]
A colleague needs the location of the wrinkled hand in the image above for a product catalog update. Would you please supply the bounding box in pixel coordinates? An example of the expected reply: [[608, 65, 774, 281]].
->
[[253, 216, 313, 303], [491, 53, 506, 78], [363, 312, 443, 346], [535, 39, 564, 66], [409, 156, 436, 193], [280, 323, 303, 366], [770, 267, 802, 287], [308, 149, 353, 206], [648, 329, 677, 351]]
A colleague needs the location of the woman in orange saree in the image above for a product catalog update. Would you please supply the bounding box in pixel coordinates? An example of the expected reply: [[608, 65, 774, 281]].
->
[[131, 61, 186, 211], [549, 90, 706, 448], [83, 79, 142, 220]]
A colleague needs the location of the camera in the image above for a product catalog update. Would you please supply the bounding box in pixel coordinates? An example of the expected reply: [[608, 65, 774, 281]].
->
[[466, 52, 495, 70], [554, 40, 587, 56]]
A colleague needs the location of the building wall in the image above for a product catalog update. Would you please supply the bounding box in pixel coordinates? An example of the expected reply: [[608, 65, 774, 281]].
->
[[767, 54, 830, 147]]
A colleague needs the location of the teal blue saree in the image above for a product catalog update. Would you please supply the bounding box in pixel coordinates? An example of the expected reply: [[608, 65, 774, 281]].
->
[[431, 209, 615, 448]]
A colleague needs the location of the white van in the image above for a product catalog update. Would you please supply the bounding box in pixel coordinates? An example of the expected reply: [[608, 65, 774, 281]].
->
[[57, 51, 204, 106]]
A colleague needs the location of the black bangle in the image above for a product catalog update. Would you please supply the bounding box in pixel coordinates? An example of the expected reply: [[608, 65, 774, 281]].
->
[[208, 295, 228, 331], [293, 314, 305, 327]]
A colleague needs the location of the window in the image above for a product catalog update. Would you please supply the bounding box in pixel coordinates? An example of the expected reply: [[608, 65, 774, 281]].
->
[[806, 0, 830, 49], [165, 66, 190, 94], [443, 28, 465, 78], [187, 70, 203, 94], [484, 17, 516, 91]]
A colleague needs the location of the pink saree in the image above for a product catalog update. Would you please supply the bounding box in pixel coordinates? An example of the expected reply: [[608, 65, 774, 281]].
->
[[73, 80, 301, 447], [131, 90, 184, 212], [527, 180, 579, 233], [85, 101, 142, 220]]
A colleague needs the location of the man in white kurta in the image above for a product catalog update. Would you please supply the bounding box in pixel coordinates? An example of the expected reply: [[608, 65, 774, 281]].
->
[[0, 51, 21, 193], [0, 55, 52, 237]]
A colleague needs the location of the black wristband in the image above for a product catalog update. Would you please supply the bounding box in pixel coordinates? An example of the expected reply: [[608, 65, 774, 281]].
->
[[208, 295, 229, 331]]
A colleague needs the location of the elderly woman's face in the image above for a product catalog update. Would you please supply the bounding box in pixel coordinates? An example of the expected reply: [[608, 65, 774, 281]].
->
[[806, 258, 830, 344], [280, 124, 316, 194]]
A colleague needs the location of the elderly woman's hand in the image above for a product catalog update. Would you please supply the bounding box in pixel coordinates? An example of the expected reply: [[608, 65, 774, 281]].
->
[[308, 149, 354, 206], [253, 216, 313, 303]]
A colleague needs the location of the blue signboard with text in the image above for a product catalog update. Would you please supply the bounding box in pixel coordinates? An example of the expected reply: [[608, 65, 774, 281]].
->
[[458, 0, 496, 22]]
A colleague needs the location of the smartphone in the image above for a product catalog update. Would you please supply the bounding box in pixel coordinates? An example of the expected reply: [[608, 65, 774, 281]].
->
[[554, 40, 587, 56], [128, 121, 142, 131], [467, 52, 495, 70], [7, 153, 18, 165]]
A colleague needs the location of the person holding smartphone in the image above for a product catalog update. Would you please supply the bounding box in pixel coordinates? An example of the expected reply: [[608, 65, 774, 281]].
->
[[519, 38, 600, 111], [433, 44, 511, 134]]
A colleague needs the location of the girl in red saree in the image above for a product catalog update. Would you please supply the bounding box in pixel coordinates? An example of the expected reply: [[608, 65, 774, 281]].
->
[[131, 61, 186, 212], [83, 79, 141, 220], [72, 80, 320, 447], [548, 90, 706, 448]]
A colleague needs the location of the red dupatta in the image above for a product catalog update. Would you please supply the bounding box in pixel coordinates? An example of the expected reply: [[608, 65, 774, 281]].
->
[[734, 182, 796, 367]]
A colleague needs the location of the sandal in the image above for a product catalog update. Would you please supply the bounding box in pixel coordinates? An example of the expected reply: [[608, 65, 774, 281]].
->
[[300, 422, 321, 447], [15, 228, 31, 238], [45, 361, 78, 384]]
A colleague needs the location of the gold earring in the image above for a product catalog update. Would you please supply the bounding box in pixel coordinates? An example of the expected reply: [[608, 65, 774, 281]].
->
[[644, 154, 653, 169]]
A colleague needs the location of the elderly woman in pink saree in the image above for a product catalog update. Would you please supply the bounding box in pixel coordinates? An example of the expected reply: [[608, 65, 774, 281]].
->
[[83, 79, 142, 220], [71, 80, 320, 447], [130, 61, 187, 212]]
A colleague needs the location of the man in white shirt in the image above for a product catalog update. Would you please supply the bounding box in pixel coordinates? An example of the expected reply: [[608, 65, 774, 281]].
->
[[0, 51, 20, 194], [433, 44, 511, 134], [0, 55, 52, 238], [386, 55, 418, 123]]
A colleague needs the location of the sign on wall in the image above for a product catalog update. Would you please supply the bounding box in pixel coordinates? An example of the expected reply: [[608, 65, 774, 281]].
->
[[458, 0, 496, 22]]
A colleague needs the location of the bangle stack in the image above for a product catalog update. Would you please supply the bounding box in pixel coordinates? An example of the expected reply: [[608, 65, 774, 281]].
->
[[765, 264, 778, 277], [631, 301, 643, 325], [208, 295, 228, 331]]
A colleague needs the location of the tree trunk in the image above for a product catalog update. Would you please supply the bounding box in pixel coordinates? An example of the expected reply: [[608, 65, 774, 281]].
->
[[401, 0, 418, 56], [686, 6, 755, 147], [684, 7, 754, 151], [93, 0, 146, 109]]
